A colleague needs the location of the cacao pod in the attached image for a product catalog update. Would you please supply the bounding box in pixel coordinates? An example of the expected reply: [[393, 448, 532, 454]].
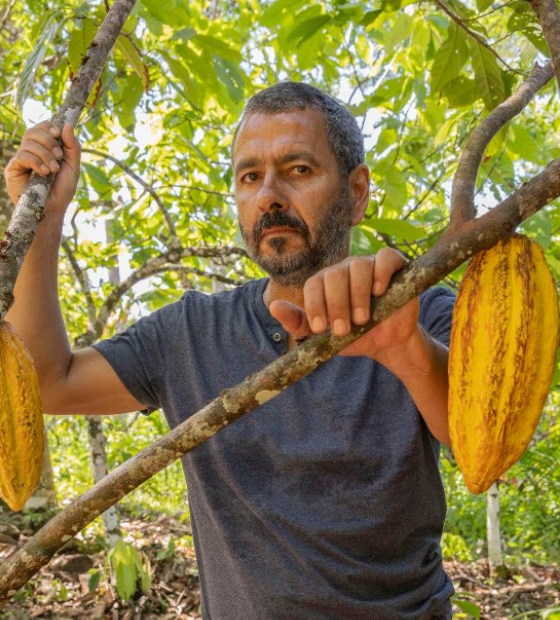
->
[[0, 321, 44, 511], [449, 234, 559, 494]]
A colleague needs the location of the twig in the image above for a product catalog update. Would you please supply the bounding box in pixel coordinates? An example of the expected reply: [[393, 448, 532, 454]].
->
[[60, 238, 97, 329], [82, 148, 179, 246], [433, 0, 527, 76]]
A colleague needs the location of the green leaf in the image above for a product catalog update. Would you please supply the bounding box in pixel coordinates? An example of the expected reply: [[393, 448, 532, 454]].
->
[[141, 0, 190, 27], [115, 563, 136, 601], [171, 27, 197, 42], [115, 36, 149, 91], [383, 13, 413, 55], [193, 35, 242, 64], [469, 40, 505, 110], [442, 76, 478, 107], [453, 598, 481, 619], [430, 22, 469, 94], [366, 218, 423, 241], [520, 210, 552, 249], [286, 15, 331, 45], [68, 18, 97, 77], [82, 162, 112, 195], [16, 10, 65, 109], [213, 56, 244, 103], [88, 571, 101, 593], [476, 0, 493, 11]]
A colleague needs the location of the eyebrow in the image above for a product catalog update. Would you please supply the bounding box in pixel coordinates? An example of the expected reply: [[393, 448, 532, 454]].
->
[[234, 151, 322, 176]]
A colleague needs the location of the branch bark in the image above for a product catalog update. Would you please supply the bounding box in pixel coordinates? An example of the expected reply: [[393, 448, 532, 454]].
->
[[450, 61, 553, 225], [0, 0, 138, 323]]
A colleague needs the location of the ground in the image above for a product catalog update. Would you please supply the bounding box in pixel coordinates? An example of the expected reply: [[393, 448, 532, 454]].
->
[[0, 512, 558, 619]]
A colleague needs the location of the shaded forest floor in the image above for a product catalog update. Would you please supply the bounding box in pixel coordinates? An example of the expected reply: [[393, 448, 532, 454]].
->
[[0, 512, 558, 619]]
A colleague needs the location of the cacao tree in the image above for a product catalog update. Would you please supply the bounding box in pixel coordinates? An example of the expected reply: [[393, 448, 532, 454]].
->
[[0, 0, 559, 606]]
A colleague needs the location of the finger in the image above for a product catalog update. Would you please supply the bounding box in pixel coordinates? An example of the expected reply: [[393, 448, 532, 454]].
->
[[269, 300, 310, 339], [9, 150, 51, 177], [323, 265, 351, 337], [372, 248, 409, 296], [303, 274, 328, 333], [23, 126, 63, 158], [349, 256, 375, 325], [19, 141, 60, 173]]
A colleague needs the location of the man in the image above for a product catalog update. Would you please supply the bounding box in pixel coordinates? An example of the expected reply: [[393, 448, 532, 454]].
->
[[5, 82, 455, 618]]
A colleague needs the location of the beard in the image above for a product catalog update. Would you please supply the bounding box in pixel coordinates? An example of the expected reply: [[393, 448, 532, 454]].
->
[[239, 185, 353, 287]]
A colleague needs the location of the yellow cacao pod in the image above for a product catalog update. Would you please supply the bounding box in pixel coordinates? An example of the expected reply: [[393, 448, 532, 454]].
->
[[0, 321, 44, 511], [449, 234, 559, 494]]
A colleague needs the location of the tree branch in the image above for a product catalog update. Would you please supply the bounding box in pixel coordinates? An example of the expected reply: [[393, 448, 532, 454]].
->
[[0, 0, 139, 323], [450, 61, 554, 224], [60, 238, 97, 329], [528, 0, 560, 90], [94, 245, 246, 333]]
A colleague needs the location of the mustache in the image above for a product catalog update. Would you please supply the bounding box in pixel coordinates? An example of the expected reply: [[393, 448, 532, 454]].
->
[[252, 211, 309, 244]]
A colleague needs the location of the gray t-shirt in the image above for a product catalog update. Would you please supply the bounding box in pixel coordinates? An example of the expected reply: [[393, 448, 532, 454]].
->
[[94, 278, 456, 619]]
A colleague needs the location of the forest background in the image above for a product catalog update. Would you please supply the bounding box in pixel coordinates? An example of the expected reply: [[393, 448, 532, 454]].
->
[[0, 0, 560, 618]]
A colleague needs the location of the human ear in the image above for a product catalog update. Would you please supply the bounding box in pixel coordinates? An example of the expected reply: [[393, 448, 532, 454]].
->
[[348, 164, 370, 226]]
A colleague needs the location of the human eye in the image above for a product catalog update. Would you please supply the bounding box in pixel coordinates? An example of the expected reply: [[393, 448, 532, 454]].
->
[[291, 165, 310, 176], [241, 172, 259, 184]]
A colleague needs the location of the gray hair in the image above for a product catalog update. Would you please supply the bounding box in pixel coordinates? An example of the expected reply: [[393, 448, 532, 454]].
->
[[232, 82, 365, 177]]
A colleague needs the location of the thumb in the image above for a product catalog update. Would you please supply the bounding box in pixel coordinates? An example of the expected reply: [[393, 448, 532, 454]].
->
[[269, 300, 311, 340], [61, 123, 81, 167]]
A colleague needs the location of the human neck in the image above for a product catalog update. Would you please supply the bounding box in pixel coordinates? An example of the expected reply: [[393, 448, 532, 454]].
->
[[263, 278, 304, 310]]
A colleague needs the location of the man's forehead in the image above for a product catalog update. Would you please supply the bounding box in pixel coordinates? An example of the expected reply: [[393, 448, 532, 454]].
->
[[232, 108, 332, 164]]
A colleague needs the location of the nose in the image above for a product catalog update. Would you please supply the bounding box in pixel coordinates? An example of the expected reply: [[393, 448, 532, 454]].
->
[[257, 172, 288, 213]]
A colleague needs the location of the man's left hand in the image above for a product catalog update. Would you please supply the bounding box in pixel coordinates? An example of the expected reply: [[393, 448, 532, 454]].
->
[[269, 248, 419, 361]]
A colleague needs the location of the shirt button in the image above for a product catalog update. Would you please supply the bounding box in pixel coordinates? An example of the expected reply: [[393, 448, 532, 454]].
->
[[272, 332, 282, 343]]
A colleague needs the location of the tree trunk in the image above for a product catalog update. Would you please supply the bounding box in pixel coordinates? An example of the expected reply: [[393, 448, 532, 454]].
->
[[86, 417, 120, 545], [487, 482, 507, 577]]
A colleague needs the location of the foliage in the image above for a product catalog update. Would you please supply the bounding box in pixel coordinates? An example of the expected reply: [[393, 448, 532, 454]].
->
[[1, 0, 559, 585]]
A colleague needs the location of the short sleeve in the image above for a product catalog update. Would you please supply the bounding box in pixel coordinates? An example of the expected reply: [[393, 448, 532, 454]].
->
[[92, 298, 184, 415], [418, 286, 456, 348]]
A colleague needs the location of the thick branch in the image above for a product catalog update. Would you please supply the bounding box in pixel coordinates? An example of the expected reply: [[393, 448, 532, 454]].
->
[[433, 0, 527, 76], [0, 0, 138, 323], [529, 0, 560, 89], [450, 62, 554, 224], [82, 148, 180, 246]]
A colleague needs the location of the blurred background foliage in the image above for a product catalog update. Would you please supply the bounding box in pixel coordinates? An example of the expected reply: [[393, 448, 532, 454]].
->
[[0, 0, 559, 575]]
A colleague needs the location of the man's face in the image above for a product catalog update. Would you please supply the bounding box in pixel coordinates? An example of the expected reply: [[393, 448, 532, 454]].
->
[[233, 109, 353, 287]]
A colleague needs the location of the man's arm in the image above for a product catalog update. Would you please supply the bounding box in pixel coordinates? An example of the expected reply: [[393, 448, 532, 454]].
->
[[4, 121, 146, 415], [374, 325, 451, 446], [269, 248, 452, 445]]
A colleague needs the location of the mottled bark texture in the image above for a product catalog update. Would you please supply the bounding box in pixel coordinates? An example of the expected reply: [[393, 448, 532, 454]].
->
[[0, 0, 138, 323], [1, 0, 560, 608]]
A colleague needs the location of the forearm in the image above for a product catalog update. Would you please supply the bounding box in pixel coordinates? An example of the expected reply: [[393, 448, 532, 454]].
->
[[4, 213, 72, 392], [375, 326, 451, 446]]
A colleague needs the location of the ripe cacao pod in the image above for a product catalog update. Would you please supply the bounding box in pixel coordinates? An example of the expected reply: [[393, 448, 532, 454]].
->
[[0, 321, 44, 510], [449, 234, 559, 494]]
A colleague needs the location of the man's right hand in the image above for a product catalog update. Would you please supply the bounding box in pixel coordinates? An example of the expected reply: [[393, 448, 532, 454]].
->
[[4, 121, 81, 214]]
